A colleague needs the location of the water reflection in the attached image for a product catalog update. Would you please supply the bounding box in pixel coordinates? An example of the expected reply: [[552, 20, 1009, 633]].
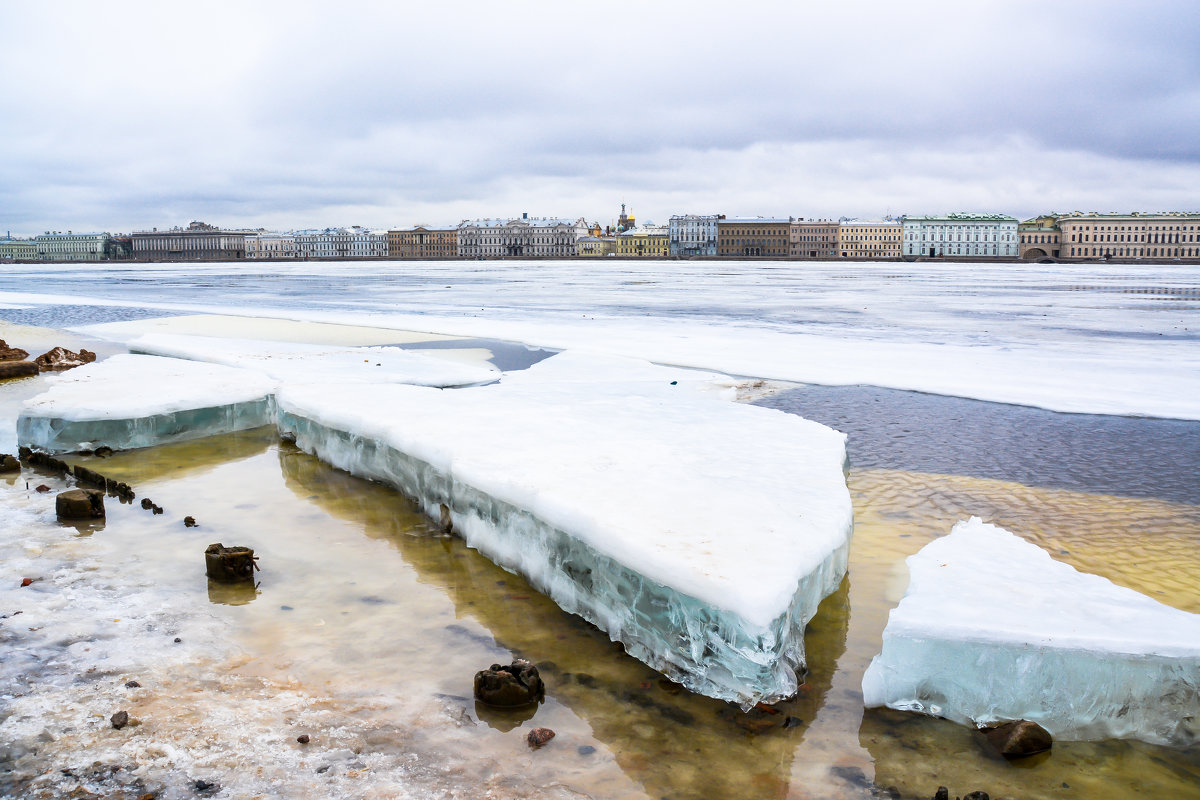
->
[[207, 578, 261, 606]]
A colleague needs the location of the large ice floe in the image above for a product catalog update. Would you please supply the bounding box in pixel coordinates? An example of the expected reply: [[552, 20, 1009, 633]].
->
[[16, 354, 277, 453], [862, 517, 1200, 746], [276, 351, 853, 707], [128, 332, 498, 387]]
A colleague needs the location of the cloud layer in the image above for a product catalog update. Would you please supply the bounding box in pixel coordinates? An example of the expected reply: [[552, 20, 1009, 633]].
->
[[2, 0, 1198, 235]]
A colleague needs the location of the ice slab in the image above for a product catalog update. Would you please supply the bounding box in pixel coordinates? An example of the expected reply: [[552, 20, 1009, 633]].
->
[[17, 354, 277, 453], [128, 332, 498, 388], [862, 517, 1200, 746], [276, 352, 853, 707]]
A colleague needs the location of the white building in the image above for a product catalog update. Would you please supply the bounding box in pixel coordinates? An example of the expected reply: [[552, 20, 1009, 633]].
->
[[457, 214, 588, 258], [245, 232, 297, 259], [668, 214, 723, 257], [34, 231, 110, 261], [903, 214, 1019, 259], [294, 227, 387, 259]]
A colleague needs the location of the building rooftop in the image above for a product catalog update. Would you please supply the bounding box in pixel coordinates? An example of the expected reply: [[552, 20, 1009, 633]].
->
[[720, 217, 792, 224]]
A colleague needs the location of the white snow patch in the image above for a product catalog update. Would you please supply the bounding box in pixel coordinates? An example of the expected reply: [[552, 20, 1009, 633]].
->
[[862, 517, 1200, 745]]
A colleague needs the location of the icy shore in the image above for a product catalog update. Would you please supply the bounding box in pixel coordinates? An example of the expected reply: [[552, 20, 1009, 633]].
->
[[16, 354, 277, 453], [862, 517, 1200, 746], [276, 353, 853, 707]]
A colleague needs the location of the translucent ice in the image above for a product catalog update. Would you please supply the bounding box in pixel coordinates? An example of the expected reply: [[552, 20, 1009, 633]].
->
[[862, 517, 1200, 746], [17, 354, 277, 453], [276, 352, 853, 707], [128, 332, 498, 387]]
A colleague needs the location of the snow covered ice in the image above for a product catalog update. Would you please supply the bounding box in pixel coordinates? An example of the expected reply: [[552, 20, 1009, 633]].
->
[[16, 354, 277, 453], [127, 332, 498, 388], [861, 517, 1200, 746], [276, 351, 854, 707]]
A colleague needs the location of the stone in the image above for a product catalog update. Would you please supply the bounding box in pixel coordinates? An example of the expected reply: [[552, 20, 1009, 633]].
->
[[56, 488, 105, 520], [125, 681, 141, 688], [35, 484, 51, 493], [110, 711, 129, 730], [980, 719, 1052, 759], [526, 727, 555, 748], [184, 516, 198, 527], [20, 578, 32, 587], [0, 361, 39, 381], [962, 793, 990, 800], [473, 659, 545, 708], [34, 346, 97, 372], [0, 454, 20, 473], [0, 339, 30, 361], [204, 543, 258, 583], [932, 788, 949, 800], [296, 734, 310, 744]]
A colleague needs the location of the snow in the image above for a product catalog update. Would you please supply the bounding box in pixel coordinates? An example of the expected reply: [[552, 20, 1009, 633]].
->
[[16, 354, 277, 453], [126, 332, 498, 388], [276, 351, 853, 707], [861, 517, 1200, 746]]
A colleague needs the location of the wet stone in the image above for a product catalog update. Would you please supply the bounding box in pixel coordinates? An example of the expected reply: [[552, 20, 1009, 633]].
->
[[0, 454, 20, 473], [473, 659, 545, 707], [932, 788, 949, 800], [193, 779, 220, 795], [184, 516, 198, 527], [297, 734, 310, 744], [526, 727, 555, 748], [57, 489, 105, 520], [980, 719, 1053, 759], [0, 339, 30, 361], [204, 543, 259, 583], [0, 361, 39, 380]]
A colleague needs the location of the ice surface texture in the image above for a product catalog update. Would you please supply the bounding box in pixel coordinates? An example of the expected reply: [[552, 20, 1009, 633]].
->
[[128, 332, 498, 388], [276, 353, 853, 707], [862, 517, 1200, 746], [17, 354, 276, 453]]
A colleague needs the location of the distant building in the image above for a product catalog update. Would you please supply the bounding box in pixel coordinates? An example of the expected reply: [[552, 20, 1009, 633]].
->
[[457, 214, 588, 258], [388, 226, 457, 259], [0, 237, 37, 261], [668, 214, 722, 257], [615, 225, 669, 257], [106, 236, 133, 261], [902, 214, 1018, 258], [245, 232, 298, 259], [34, 231, 110, 261], [789, 220, 838, 259], [1018, 216, 1062, 260], [1055, 212, 1200, 260], [617, 204, 636, 233], [838, 220, 902, 259], [294, 227, 387, 259], [576, 235, 616, 257], [132, 221, 251, 261], [717, 217, 791, 257]]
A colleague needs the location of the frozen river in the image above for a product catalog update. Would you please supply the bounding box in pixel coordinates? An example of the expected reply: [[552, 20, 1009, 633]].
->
[[1, 259, 1198, 800]]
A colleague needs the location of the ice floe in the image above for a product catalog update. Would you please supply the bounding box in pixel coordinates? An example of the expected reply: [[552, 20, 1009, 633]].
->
[[861, 517, 1200, 746], [276, 352, 853, 707], [128, 332, 498, 387], [16, 354, 277, 453]]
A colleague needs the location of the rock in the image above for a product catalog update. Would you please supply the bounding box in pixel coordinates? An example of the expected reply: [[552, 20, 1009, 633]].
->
[[20, 578, 32, 587], [963, 793, 990, 800], [34, 346, 97, 372], [577, 744, 596, 755], [526, 727, 555, 748], [932, 788, 949, 800], [56, 488, 105, 520], [204, 543, 258, 582], [94, 446, 113, 458], [110, 711, 129, 729], [125, 681, 141, 688], [0, 454, 20, 473], [184, 516, 198, 527], [980, 719, 1053, 759], [140, 498, 153, 510], [473, 659, 545, 707], [0, 361, 39, 380], [193, 779, 220, 794], [0, 340, 30, 361], [35, 484, 51, 493], [296, 734, 310, 744]]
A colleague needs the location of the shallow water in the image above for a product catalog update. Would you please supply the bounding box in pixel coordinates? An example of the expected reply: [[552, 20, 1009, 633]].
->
[[2, 425, 1197, 800]]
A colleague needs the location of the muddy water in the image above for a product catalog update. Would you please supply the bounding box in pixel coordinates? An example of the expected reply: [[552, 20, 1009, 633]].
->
[[4, 426, 1195, 800]]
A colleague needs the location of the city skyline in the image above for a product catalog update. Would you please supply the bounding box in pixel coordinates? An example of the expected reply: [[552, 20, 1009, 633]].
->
[[2, 1, 1199, 237]]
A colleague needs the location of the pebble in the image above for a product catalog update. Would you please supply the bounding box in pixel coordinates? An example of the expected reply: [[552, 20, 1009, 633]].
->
[[110, 711, 129, 730], [577, 745, 596, 756], [526, 727, 555, 748], [296, 734, 310, 744], [125, 680, 141, 689], [20, 578, 32, 587]]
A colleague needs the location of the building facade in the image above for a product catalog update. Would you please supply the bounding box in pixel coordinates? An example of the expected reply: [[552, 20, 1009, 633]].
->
[[1056, 212, 1200, 260], [901, 214, 1018, 259], [34, 231, 110, 261], [717, 217, 791, 257], [132, 221, 250, 261], [576, 236, 616, 256], [838, 220, 903, 259], [668, 214, 722, 257], [1018, 216, 1062, 260], [388, 226, 457, 258], [790, 220, 838, 259], [245, 232, 297, 259], [457, 215, 588, 258], [0, 237, 37, 261], [615, 225, 669, 257], [294, 227, 387, 259]]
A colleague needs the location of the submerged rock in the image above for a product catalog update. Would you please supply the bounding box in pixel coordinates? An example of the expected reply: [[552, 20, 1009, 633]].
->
[[474, 659, 545, 708], [980, 719, 1052, 758], [34, 346, 96, 372]]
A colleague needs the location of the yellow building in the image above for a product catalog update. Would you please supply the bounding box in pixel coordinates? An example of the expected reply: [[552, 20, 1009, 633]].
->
[[615, 226, 669, 257], [1056, 212, 1200, 261], [576, 235, 616, 256], [837, 220, 902, 259], [0, 238, 37, 260]]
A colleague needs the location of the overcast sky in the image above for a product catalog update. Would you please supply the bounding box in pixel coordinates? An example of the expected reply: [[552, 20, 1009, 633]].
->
[[2, 0, 1198, 236]]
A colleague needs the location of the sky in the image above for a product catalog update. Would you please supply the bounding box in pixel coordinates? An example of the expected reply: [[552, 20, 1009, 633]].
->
[[1, 0, 1199, 236]]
